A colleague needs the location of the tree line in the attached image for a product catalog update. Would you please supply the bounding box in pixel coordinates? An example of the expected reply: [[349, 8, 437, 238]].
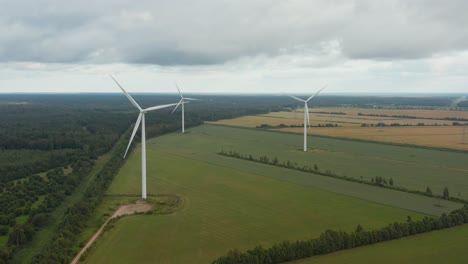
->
[[212, 205, 468, 264], [256, 123, 339, 129], [358, 112, 468, 122]]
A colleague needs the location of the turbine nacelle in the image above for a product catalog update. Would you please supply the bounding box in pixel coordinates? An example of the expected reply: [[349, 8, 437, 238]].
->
[[171, 83, 200, 114]]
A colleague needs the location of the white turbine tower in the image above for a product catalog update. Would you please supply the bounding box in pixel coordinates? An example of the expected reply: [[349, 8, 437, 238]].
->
[[171, 83, 199, 133], [285, 85, 327, 152], [110, 75, 178, 199]]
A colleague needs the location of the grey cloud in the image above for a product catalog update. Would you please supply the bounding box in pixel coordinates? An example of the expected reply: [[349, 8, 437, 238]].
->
[[0, 0, 468, 65], [340, 1, 468, 59]]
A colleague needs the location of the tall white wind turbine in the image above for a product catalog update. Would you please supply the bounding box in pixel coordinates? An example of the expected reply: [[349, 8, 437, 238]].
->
[[110, 75, 178, 199], [171, 83, 199, 133], [285, 85, 327, 152]]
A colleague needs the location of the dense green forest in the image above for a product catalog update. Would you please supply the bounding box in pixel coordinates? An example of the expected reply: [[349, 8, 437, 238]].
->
[[458, 100, 468, 107], [0, 93, 466, 263]]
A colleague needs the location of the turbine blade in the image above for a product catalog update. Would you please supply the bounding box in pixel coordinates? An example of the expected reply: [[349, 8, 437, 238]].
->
[[184, 97, 200, 101], [110, 75, 142, 111], [284, 93, 305, 102], [306, 84, 327, 102], [144, 103, 179, 112], [124, 113, 142, 158], [171, 99, 183, 114], [175, 83, 183, 98]]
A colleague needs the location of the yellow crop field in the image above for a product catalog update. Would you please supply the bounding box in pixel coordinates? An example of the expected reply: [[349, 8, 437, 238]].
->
[[210, 107, 468, 150], [261, 112, 455, 126], [276, 126, 468, 151], [309, 107, 468, 120], [210, 109, 461, 128]]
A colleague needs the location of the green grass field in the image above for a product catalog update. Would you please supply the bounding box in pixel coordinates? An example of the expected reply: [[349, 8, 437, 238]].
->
[[83, 125, 464, 263], [292, 224, 468, 264], [199, 125, 468, 199]]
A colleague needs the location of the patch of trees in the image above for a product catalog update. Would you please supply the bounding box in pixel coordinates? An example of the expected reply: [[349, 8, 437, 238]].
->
[[358, 113, 418, 119], [218, 151, 467, 205], [361, 122, 402, 127], [212, 205, 468, 264], [360, 122, 465, 127], [310, 111, 347, 115], [256, 123, 339, 129], [371, 176, 394, 186], [0, 159, 93, 262], [358, 112, 468, 122], [28, 134, 129, 263], [452, 122, 468, 126], [0, 149, 82, 182]]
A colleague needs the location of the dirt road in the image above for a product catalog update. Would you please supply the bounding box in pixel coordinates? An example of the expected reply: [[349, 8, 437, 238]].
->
[[70, 201, 153, 264]]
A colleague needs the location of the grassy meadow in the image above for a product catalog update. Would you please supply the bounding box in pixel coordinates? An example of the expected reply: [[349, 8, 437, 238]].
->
[[292, 224, 468, 264], [82, 125, 465, 263], [199, 125, 468, 199]]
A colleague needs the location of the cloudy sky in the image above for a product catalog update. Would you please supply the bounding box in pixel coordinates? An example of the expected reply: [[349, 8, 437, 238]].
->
[[1, 0, 467, 94]]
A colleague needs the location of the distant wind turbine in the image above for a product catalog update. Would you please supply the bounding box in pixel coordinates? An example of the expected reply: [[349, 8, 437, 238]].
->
[[464, 126, 467, 144], [110, 75, 178, 199], [285, 85, 327, 152], [171, 83, 200, 133]]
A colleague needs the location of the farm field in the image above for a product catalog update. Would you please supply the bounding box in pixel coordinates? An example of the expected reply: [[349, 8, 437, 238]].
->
[[292, 224, 468, 264], [309, 107, 468, 120], [215, 107, 468, 127], [277, 126, 468, 151], [217, 112, 457, 127], [82, 125, 465, 263], [209, 107, 468, 151], [198, 125, 468, 199]]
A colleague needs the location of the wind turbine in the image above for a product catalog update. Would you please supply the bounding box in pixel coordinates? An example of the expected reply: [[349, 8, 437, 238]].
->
[[463, 126, 467, 144], [110, 75, 178, 199], [171, 83, 199, 133], [285, 85, 327, 152]]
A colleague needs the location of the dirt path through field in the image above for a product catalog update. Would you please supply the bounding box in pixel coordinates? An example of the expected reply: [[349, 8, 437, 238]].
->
[[70, 201, 153, 264]]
